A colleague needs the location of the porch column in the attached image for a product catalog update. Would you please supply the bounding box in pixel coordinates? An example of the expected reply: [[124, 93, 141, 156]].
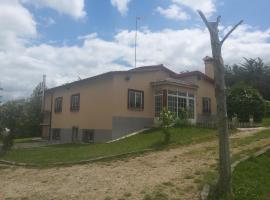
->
[[162, 89, 167, 108]]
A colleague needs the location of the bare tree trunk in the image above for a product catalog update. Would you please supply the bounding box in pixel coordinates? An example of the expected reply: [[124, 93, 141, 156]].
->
[[198, 10, 243, 196]]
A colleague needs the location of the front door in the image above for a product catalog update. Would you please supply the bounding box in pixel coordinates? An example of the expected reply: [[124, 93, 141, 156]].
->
[[72, 127, 79, 142]]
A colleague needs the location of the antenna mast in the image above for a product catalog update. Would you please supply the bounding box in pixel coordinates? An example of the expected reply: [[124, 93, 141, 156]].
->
[[134, 16, 140, 68], [0, 83, 3, 104]]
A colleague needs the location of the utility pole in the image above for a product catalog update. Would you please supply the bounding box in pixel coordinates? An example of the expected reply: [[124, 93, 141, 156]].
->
[[134, 16, 140, 68], [0, 83, 3, 105], [198, 10, 243, 196]]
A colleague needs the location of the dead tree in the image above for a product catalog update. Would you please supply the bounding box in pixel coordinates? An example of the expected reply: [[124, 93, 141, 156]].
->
[[198, 10, 243, 195]]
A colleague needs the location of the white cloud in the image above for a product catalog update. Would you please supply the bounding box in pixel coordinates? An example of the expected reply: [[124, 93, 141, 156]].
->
[[111, 0, 131, 15], [158, 0, 216, 20], [156, 4, 190, 21], [1, 0, 270, 103], [172, 0, 216, 16], [0, 0, 36, 51], [21, 0, 86, 19], [2, 24, 270, 102]]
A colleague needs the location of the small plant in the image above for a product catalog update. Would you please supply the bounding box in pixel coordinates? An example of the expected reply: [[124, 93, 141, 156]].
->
[[174, 107, 189, 127], [1, 128, 13, 153], [158, 107, 175, 144]]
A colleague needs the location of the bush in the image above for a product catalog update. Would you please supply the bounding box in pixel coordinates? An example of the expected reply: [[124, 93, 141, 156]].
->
[[264, 100, 270, 117], [227, 85, 265, 123], [159, 108, 175, 144], [174, 107, 190, 127], [0, 128, 13, 152]]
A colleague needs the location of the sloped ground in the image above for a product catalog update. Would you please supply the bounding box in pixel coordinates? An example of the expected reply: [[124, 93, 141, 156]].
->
[[0, 128, 269, 200]]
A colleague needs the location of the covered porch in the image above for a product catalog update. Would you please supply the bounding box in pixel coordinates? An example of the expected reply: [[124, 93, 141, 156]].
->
[[151, 78, 198, 123]]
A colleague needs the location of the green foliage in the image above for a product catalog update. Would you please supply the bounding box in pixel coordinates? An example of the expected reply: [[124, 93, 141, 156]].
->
[[264, 100, 270, 117], [232, 150, 270, 200], [227, 85, 265, 123], [174, 107, 189, 127], [0, 82, 43, 138], [225, 58, 270, 100], [1, 129, 13, 152], [159, 108, 175, 143], [0, 127, 216, 165]]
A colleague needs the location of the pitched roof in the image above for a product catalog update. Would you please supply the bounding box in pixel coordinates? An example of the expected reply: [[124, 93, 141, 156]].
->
[[174, 71, 214, 84], [129, 64, 176, 75], [151, 77, 198, 89], [46, 64, 175, 92]]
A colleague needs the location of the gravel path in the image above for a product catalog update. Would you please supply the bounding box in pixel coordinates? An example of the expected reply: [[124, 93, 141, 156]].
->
[[0, 128, 269, 200]]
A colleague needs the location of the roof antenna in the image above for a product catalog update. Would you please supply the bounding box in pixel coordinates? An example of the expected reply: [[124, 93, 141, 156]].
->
[[134, 16, 140, 68]]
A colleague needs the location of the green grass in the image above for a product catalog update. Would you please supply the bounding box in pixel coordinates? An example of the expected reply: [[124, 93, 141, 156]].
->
[[232, 149, 270, 200], [231, 129, 270, 148], [14, 137, 41, 144], [0, 127, 216, 166], [261, 117, 270, 127]]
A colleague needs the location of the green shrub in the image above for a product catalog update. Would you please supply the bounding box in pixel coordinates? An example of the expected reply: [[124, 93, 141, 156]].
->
[[227, 85, 265, 123], [174, 107, 190, 127], [1, 128, 13, 153], [264, 100, 270, 117], [159, 107, 175, 144]]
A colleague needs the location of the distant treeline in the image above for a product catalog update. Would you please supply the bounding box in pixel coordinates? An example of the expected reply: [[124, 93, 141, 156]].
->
[[225, 57, 270, 100]]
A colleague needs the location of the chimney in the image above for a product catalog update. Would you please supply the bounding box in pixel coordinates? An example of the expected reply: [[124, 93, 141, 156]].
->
[[203, 56, 214, 79]]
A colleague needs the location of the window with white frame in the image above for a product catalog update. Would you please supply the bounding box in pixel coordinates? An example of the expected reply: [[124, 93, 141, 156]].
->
[[166, 90, 195, 119], [128, 89, 144, 109], [155, 95, 163, 117]]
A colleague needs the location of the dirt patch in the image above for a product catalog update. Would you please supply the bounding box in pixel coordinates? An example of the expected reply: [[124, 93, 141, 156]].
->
[[0, 128, 269, 200]]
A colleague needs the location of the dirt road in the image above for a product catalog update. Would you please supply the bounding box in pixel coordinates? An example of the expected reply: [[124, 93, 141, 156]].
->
[[0, 128, 269, 200]]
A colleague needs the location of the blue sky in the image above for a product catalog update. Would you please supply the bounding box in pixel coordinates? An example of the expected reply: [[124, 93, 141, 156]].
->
[[0, 0, 270, 101]]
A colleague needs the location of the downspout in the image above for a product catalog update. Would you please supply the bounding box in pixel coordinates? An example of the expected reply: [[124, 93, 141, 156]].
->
[[49, 92, 53, 141]]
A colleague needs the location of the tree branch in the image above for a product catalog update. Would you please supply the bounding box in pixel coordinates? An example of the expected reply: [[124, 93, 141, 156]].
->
[[220, 20, 243, 45], [197, 10, 212, 32]]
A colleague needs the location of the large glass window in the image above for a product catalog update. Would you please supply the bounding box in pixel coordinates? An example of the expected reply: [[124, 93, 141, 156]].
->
[[155, 95, 163, 117], [188, 99, 195, 119], [54, 97, 63, 113], [168, 96, 177, 116], [70, 94, 80, 112], [166, 90, 195, 119], [128, 89, 144, 109]]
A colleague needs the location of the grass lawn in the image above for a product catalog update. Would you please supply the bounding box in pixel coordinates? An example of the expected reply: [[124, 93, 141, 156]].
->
[[232, 149, 270, 200], [261, 117, 270, 127], [14, 137, 42, 143], [0, 127, 216, 166]]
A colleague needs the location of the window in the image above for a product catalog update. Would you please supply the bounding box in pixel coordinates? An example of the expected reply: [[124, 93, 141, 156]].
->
[[72, 127, 79, 142], [188, 99, 195, 119], [202, 97, 211, 114], [128, 89, 144, 110], [54, 97, 63, 113], [52, 129, 61, 140], [82, 129, 94, 143], [155, 95, 163, 117], [70, 94, 80, 111], [168, 95, 177, 116], [167, 90, 195, 119]]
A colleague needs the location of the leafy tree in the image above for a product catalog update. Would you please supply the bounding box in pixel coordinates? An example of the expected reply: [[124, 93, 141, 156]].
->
[[0, 82, 43, 138], [227, 85, 265, 123], [24, 82, 43, 137], [264, 100, 270, 117], [225, 58, 270, 100], [159, 107, 175, 144]]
